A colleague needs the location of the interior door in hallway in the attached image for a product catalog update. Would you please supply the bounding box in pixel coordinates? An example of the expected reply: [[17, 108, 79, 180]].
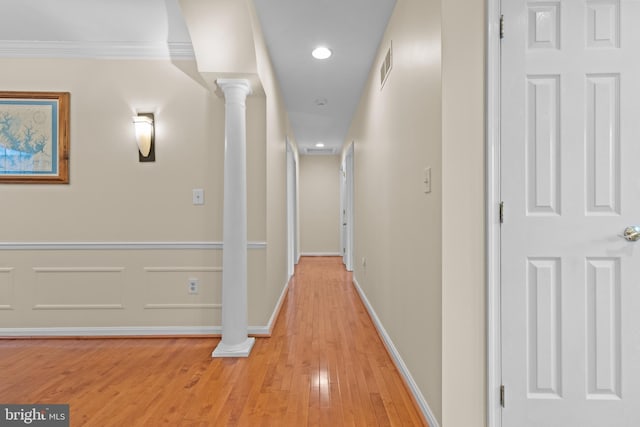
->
[[500, 0, 640, 425], [340, 143, 354, 271], [287, 141, 298, 277]]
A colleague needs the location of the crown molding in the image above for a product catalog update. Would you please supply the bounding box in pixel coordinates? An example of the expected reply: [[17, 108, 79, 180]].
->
[[0, 40, 195, 59]]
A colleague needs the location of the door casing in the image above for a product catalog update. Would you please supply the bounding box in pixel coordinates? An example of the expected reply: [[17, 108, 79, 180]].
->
[[486, 0, 503, 425], [286, 139, 299, 279], [339, 143, 355, 271]]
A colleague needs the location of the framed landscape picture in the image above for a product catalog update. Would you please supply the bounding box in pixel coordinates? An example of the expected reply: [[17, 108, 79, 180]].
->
[[0, 91, 70, 183]]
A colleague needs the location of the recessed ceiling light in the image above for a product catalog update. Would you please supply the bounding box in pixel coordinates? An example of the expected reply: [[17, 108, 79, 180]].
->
[[315, 142, 325, 148], [312, 47, 332, 60]]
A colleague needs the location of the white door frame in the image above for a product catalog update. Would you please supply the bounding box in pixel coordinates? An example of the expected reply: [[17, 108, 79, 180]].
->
[[340, 159, 347, 264], [341, 142, 355, 271], [346, 143, 354, 271], [486, 0, 502, 425], [286, 138, 298, 279]]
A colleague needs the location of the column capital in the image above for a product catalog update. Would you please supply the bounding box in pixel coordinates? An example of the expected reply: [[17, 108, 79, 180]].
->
[[216, 79, 252, 98]]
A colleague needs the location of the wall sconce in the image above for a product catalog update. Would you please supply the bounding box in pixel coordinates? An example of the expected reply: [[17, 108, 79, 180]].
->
[[133, 113, 155, 162]]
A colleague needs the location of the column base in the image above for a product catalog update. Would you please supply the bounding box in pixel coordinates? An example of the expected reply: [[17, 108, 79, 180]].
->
[[211, 337, 255, 358]]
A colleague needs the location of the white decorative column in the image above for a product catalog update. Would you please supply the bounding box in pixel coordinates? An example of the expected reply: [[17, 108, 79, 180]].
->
[[212, 79, 255, 358]]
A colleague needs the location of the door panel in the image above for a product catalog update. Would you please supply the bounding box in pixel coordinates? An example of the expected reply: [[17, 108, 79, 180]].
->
[[501, 0, 640, 425]]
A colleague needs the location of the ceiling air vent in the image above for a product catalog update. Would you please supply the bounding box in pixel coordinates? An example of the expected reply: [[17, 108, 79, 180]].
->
[[305, 147, 336, 155], [380, 41, 393, 89]]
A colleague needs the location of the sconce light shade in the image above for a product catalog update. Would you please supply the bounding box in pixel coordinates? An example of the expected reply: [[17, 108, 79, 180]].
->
[[133, 113, 155, 162]]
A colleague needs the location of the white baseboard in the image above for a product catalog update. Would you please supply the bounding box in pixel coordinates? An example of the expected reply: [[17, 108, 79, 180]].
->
[[352, 276, 440, 427], [0, 326, 222, 337], [0, 324, 274, 338], [250, 278, 290, 336], [300, 252, 342, 257]]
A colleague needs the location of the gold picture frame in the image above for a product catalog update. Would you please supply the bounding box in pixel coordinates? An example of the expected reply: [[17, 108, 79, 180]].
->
[[0, 91, 70, 184]]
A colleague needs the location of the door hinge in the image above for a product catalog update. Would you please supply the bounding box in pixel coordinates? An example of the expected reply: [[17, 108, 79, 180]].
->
[[500, 14, 504, 39], [500, 384, 505, 407], [499, 201, 504, 224]]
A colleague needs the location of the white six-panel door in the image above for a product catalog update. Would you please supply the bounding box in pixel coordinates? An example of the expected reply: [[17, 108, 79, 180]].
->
[[501, 0, 640, 425]]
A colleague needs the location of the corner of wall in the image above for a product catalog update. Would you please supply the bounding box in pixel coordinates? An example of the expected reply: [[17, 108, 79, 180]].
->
[[441, 0, 487, 425]]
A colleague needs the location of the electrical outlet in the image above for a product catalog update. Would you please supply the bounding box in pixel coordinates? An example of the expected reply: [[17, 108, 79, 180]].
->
[[188, 278, 199, 294]]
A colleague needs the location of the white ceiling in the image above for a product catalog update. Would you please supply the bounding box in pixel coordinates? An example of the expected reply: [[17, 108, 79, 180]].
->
[[0, 0, 396, 155], [252, 0, 396, 154], [0, 0, 191, 44]]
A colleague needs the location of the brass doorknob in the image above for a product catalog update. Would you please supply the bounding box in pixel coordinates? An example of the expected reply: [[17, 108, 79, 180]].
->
[[622, 226, 640, 242]]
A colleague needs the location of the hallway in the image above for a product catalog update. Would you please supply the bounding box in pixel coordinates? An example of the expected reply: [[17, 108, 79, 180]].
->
[[0, 257, 426, 426]]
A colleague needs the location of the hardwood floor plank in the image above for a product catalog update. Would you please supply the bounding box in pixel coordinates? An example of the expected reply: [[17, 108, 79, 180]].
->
[[0, 257, 427, 426]]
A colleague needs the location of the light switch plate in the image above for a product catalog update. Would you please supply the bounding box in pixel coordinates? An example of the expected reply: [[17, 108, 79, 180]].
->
[[192, 189, 204, 205], [424, 167, 432, 193]]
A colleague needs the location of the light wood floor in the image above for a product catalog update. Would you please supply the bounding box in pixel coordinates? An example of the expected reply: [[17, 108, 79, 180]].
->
[[0, 257, 427, 426]]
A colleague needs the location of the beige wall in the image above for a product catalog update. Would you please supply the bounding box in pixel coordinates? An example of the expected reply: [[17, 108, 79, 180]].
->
[[345, 0, 443, 423], [249, 1, 296, 325], [345, 0, 487, 425], [0, 59, 223, 243], [0, 2, 295, 331], [298, 155, 341, 255], [441, 0, 486, 424], [0, 58, 232, 329]]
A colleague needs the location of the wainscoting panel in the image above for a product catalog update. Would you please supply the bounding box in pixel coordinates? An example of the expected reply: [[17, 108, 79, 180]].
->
[[0, 243, 275, 334], [33, 267, 125, 310], [0, 268, 15, 310], [143, 266, 222, 310]]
